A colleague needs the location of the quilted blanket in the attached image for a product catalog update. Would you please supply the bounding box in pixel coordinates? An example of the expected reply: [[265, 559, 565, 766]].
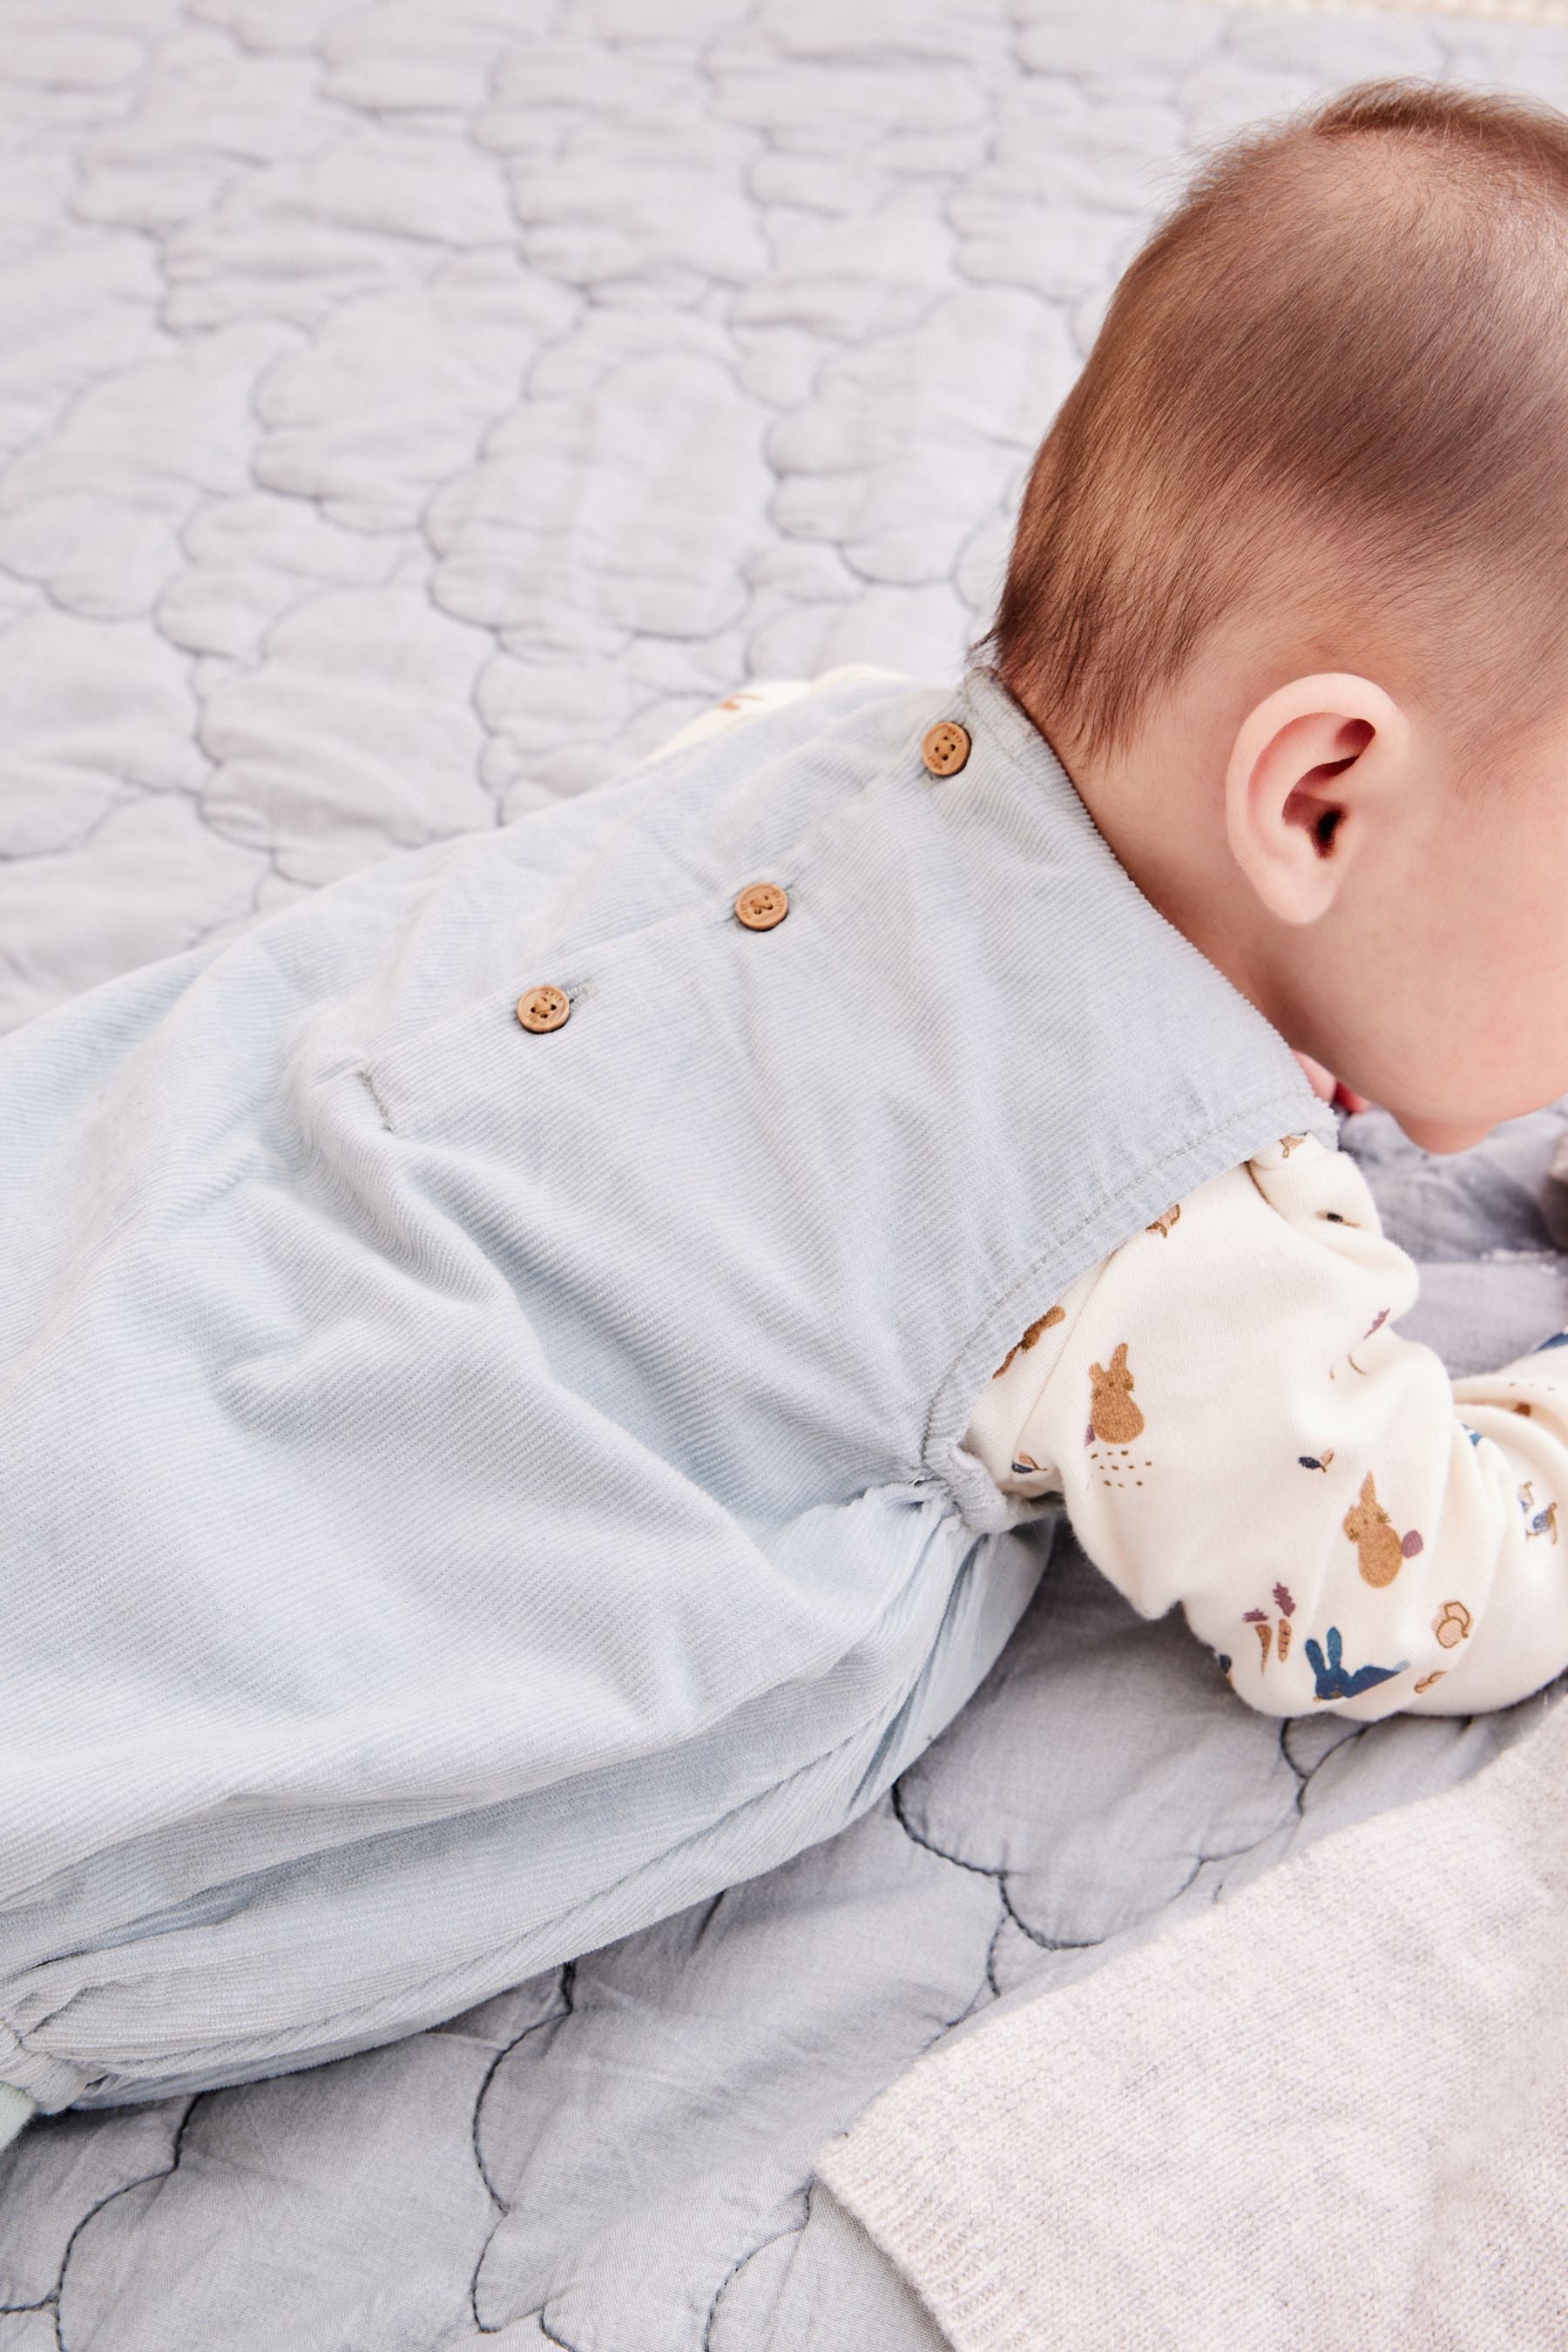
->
[[3, 2, 1568, 2346]]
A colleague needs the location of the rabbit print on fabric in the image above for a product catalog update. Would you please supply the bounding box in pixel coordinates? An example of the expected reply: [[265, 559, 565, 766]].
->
[[1343, 1473, 1424, 1588], [1086, 1343, 1151, 1493], [1305, 1625, 1409, 1702], [1089, 1343, 1143, 1443]]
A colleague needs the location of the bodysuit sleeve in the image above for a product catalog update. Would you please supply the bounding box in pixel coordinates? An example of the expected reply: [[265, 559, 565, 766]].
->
[[961, 1133, 1568, 1720]]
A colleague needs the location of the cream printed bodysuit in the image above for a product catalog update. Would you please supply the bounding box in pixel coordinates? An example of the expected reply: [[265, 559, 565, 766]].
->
[[667, 677, 1568, 1723], [963, 1129, 1568, 1720]]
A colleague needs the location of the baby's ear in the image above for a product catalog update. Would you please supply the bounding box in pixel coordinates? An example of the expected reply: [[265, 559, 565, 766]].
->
[[1224, 673, 1409, 927]]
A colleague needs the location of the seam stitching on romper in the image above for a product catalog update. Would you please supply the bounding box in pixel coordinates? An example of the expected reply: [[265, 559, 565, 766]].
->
[[356, 1063, 394, 1130]]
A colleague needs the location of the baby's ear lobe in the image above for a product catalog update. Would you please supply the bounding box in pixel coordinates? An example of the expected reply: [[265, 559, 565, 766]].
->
[[1224, 675, 1407, 929]]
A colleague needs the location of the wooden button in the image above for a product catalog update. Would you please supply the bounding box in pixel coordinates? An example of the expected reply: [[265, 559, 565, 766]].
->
[[516, 984, 570, 1032], [734, 882, 788, 930], [922, 720, 970, 777]]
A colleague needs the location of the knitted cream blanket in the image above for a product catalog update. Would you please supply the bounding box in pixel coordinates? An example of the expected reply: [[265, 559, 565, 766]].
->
[[818, 1686, 1568, 2350]]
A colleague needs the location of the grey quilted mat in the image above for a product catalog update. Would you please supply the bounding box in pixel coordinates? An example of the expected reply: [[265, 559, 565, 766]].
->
[[5, 2, 1568, 2347]]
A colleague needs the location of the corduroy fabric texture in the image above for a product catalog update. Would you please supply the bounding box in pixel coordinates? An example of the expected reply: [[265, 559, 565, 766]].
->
[[0, 668, 1328, 2112]]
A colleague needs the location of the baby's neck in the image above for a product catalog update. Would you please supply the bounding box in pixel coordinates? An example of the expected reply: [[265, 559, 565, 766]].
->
[[1049, 704, 1290, 1042]]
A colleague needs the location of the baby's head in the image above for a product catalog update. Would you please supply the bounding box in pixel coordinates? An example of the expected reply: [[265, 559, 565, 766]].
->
[[983, 80, 1568, 1153]]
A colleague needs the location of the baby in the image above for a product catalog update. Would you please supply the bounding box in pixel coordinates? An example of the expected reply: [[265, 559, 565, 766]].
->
[[3, 75, 1568, 2151]]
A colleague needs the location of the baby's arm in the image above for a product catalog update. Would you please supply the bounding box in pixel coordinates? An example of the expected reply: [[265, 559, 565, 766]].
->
[[963, 1134, 1568, 1719]]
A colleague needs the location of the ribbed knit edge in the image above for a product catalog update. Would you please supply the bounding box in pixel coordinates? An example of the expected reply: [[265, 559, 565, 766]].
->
[[817, 2094, 1036, 2352]]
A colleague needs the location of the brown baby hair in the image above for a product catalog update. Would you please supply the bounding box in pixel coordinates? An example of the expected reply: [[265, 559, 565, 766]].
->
[[980, 80, 1568, 773]]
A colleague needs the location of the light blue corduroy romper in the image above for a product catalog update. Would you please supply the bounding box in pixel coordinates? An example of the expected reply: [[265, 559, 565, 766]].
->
[[0, 668, 1330, 2113]]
